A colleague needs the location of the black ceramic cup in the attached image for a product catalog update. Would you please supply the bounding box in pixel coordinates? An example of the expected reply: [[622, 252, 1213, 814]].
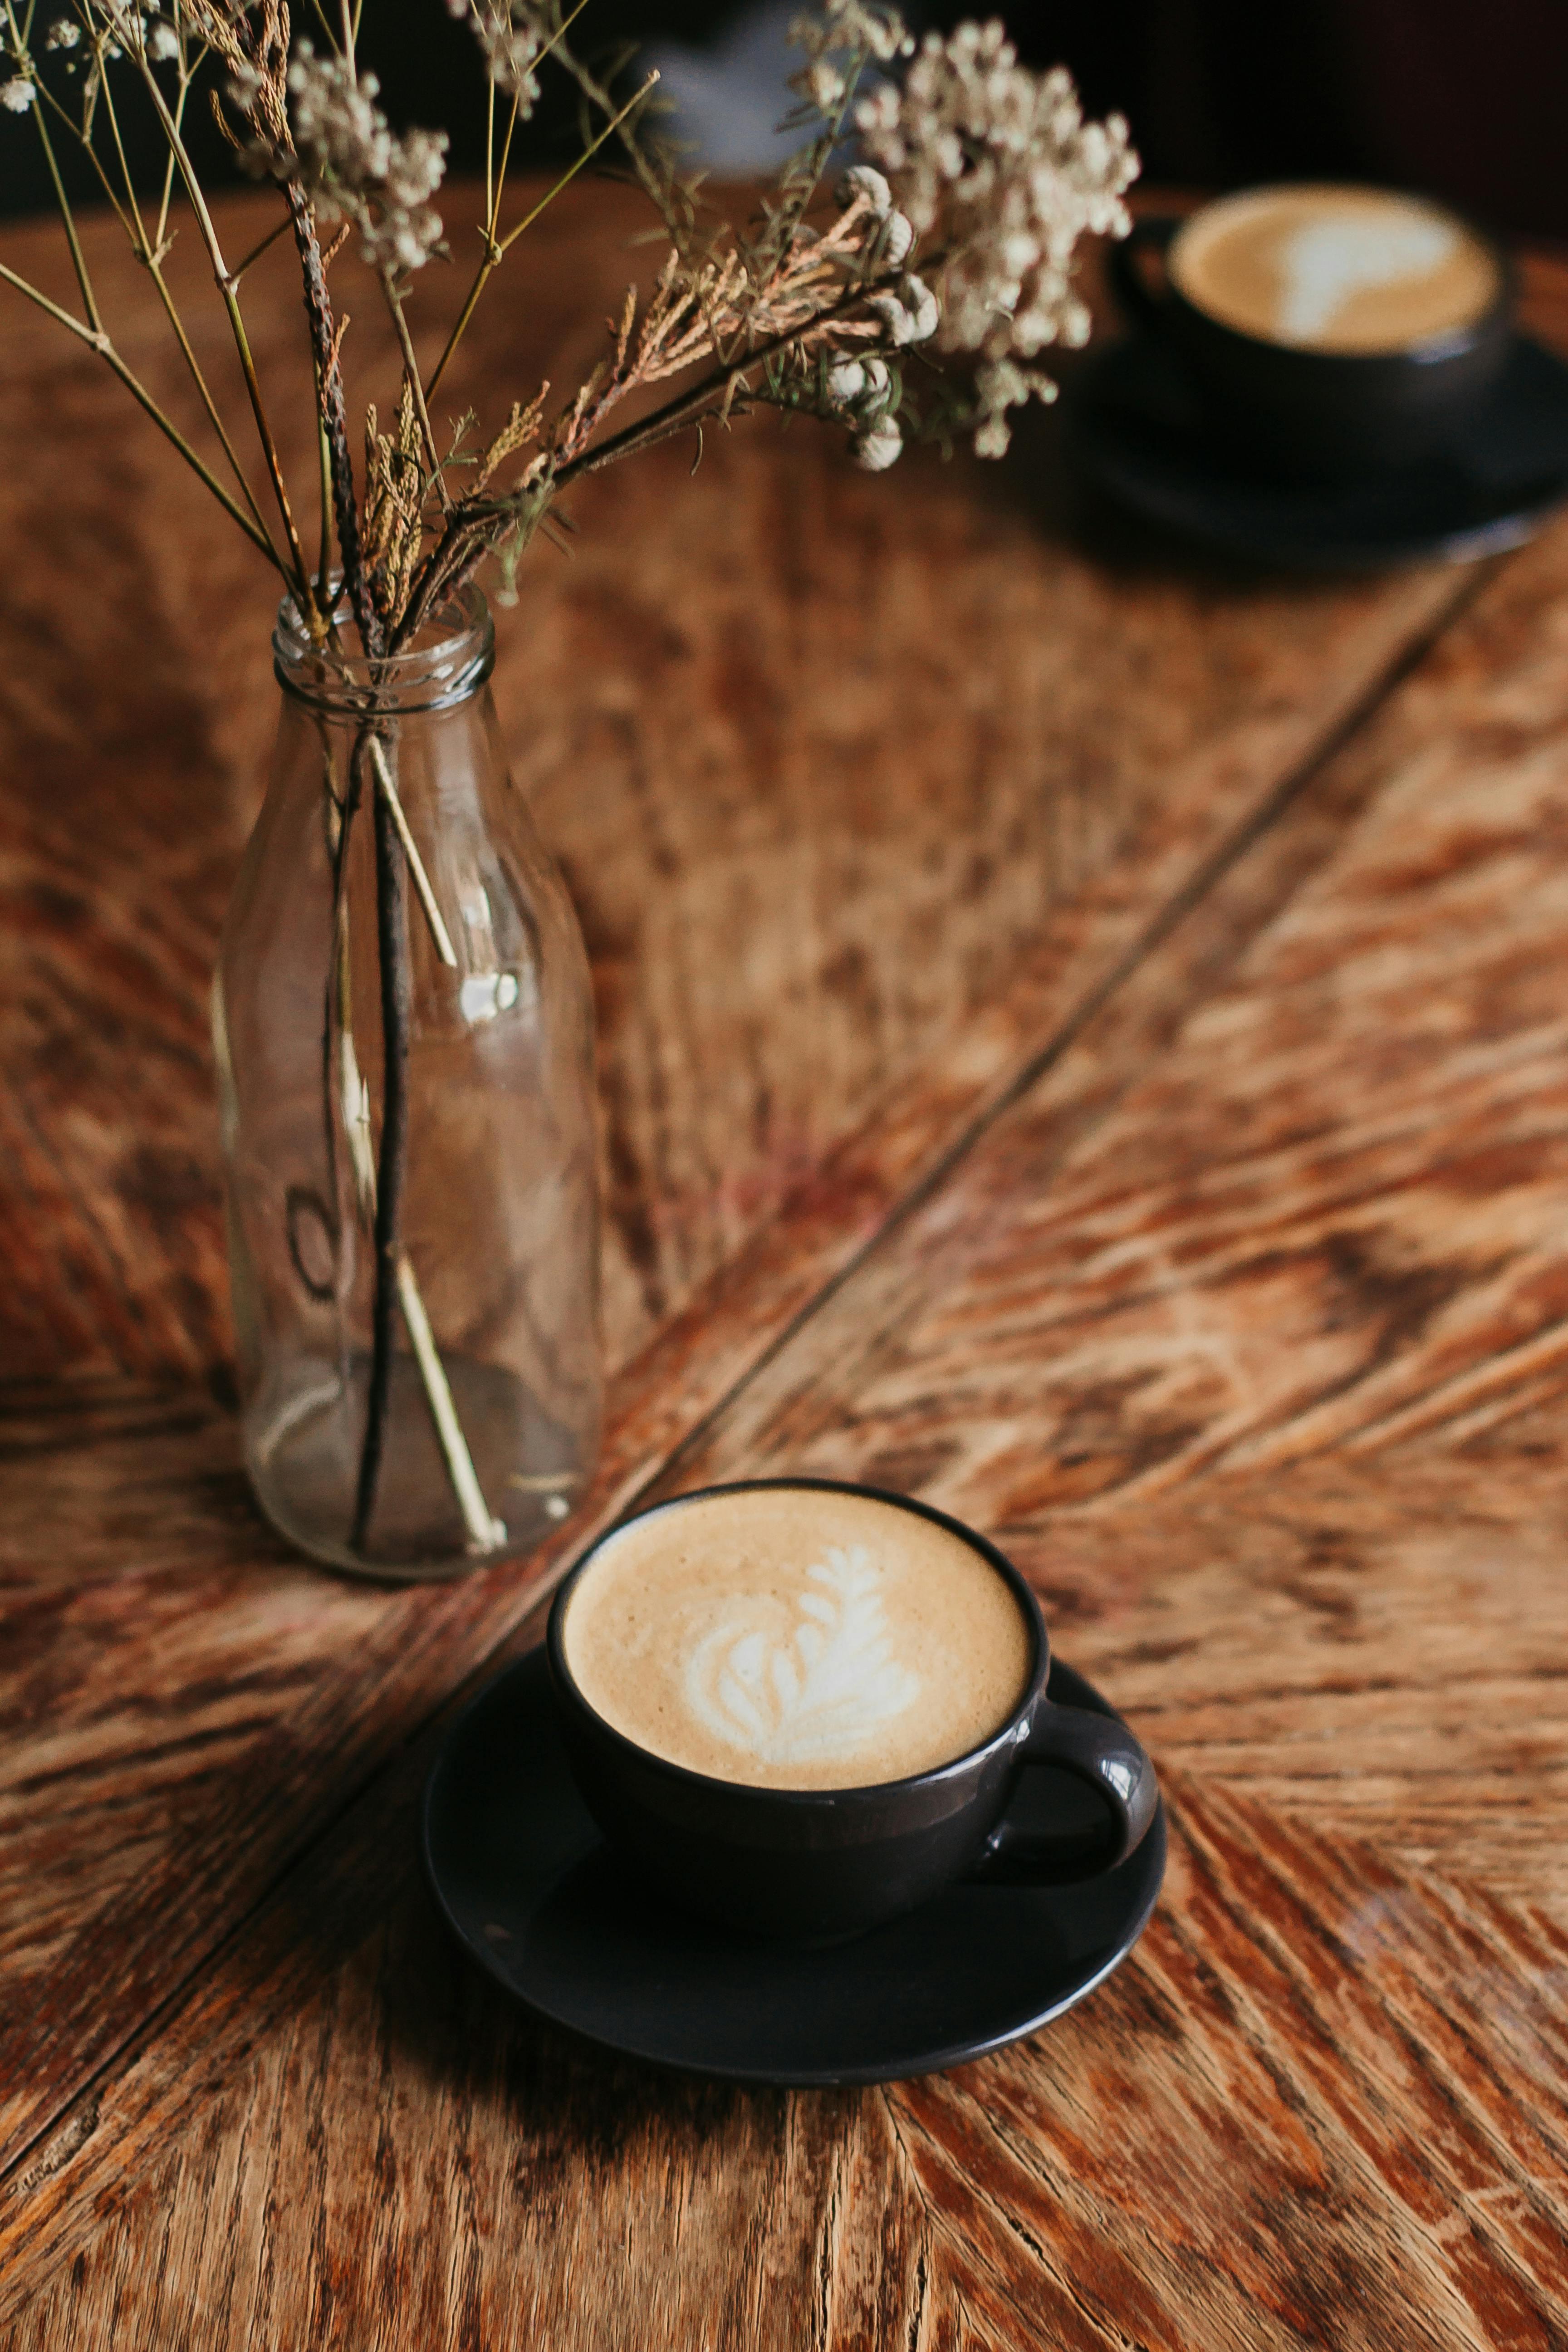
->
[[1111, 188, 1514, 482], [545, 1478, 1159, 1940]]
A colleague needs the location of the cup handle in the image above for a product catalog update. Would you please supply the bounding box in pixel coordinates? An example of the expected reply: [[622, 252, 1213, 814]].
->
[[969, 1699, 1160, 1887], [1107, 213, 1183, 334]]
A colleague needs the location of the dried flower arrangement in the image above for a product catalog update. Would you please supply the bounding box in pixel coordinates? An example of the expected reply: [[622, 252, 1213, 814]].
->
[[0, 0, 1138, 1564]]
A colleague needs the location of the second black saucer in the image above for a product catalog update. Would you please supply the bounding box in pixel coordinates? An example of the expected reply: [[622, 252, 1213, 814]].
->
[[1069, 328, 1568, 570], [422, 1646, 1166, 2087]]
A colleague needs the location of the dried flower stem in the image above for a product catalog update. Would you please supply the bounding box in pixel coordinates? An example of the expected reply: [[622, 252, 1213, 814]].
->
[[394, 1258, 505, 1550], [553, 258, 929, 489], [379, 272, 451, 514], [326, 757, 499, 1555], [288, 181, 378, 649], [285, 185, 455, 1549], [350, 747, 409, 1550], [0, 256, 282, 564], [106, 17, 317, 600], [20, 34, 279, 552], [427, 62, 655, 402], [15, 52, 100, 329], [368, 736, 457, 966]]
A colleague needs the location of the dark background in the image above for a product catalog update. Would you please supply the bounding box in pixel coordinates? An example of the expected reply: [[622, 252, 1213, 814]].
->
[[2, 0, 1565, 240]]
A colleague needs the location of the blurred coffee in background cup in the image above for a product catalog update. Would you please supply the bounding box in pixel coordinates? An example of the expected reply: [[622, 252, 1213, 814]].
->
[[1112, 183, 1513, 480]]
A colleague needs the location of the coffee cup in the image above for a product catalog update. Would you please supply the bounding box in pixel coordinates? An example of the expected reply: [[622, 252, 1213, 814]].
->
[[545, 1478, 1159, 1940], [1110, 183, 1513, 481]]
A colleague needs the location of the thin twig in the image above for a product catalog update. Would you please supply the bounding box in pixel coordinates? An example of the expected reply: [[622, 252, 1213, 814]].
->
[[6, 2, 101, 332], [379, 270, 453, 514], [26, 7, 277, 550], [328, 794, 499, 1555], [32, 77, 136, 247], [152, 36, 210, 255], [146, 263, 280, 552], [314, 400, 334, 608], [427, 59, 654, 401], [0, 260, 284, 566], [91, 34, 151, 254], [225, 208, 297, 286], [395, 1259, 505, 1550], [102, 7, 315, 601], [368, 735, 457, 965], [350, 748, 409, 1552], [551, 24, 679, 230]]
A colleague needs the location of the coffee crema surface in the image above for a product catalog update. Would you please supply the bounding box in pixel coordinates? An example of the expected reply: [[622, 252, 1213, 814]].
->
[[1171, 186, 1499, 354], [562, 1488, 1034, 1790]]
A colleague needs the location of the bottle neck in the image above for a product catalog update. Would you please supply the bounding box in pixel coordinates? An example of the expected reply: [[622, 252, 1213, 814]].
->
[[272, 584, 495, 720]]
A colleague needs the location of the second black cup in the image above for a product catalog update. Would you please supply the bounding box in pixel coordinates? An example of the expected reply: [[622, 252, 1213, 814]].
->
[[1111, 182, 1513, 481]]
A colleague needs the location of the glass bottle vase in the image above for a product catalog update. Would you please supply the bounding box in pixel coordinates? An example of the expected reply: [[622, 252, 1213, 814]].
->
[[213, 588, 602, 1578]]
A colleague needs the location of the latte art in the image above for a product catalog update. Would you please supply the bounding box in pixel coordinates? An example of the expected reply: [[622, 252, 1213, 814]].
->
[[684, 1545, 922, 1767], [1273, 215, 1455, 345], [562, 1487, 1034, 1791], [1171, 186, 1500, 355]]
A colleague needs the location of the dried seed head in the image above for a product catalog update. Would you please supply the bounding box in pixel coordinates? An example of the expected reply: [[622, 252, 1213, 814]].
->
[[853, 418, 903, 470], [837, 164, 892, 217]]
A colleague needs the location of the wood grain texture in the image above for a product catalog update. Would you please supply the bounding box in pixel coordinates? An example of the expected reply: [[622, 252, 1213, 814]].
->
[[6, 195, 1568, 2347]]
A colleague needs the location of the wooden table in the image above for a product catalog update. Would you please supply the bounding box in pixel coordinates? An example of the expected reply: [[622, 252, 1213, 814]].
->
[[4, 181, 1568, 2347]]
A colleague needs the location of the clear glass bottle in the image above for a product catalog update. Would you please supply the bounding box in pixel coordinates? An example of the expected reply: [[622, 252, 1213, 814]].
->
[[213, 588, 601, 1578]]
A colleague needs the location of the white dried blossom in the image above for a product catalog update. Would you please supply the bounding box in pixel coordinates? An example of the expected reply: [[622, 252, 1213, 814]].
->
[[856, 21, 1138, 453], [146, 18, 178, 59], [796, 0, 911, 67], [828, 352, 890, 403], [254, 43, 447, 276], [881, 208, 914, 265], [854, 418, 903, 470], [44, 19, 80, 48], [837, 164, 891, 216], [826, 357, 865, 401], [0, 76, 35, 111], [866, 271, 937, 345], [789, 0, 912, 121], [972, 356, 1055, 456], [450, 0, 545, 108], [826, 353, 898, 466], [834, 166, 914, 269]]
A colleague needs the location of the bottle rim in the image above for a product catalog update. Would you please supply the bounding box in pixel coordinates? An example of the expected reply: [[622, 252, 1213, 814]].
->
[[273, 582, 495, 715]]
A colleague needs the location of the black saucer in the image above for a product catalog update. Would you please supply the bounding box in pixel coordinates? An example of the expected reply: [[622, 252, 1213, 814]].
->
[[422, 1646, 1166, 2087], [1069, 329, 1568, 571]]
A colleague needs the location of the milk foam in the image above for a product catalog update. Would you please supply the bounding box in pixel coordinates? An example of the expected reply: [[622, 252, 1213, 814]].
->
[[683, 1543, 921, 1767], [562, 1487, 1034, 1791], [1273, 216, 1455, 344]]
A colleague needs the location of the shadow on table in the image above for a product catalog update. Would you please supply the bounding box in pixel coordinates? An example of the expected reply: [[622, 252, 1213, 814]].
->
[[389, 1861, 830, 2148], [978, 368, 1391, 600]]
